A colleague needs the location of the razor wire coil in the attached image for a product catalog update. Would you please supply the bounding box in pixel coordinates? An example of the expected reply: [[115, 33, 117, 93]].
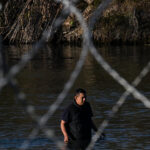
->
[[0, 0, 150, 150]]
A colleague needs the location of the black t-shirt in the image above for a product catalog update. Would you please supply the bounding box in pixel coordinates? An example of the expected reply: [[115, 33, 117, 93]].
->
[[62, 100, 93, 140]]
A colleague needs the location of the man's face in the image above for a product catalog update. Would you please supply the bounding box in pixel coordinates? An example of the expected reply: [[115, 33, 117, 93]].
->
[[75, 93, 86, 106]]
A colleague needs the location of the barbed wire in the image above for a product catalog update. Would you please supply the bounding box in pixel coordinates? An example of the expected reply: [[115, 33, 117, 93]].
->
[[0, 0, 150, 150], [20, 0, 91, 148], [86, 61, 150, 150], [20, 0, 115, 148]]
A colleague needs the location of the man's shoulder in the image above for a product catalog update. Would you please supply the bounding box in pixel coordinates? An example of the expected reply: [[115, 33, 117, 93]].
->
[[84, 101, 91, 107], [64, 102, 74, 111], [84, 101, 93, 116]]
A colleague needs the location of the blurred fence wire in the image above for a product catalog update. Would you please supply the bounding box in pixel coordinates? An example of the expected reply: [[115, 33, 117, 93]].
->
[[0, 0, 150, 150]]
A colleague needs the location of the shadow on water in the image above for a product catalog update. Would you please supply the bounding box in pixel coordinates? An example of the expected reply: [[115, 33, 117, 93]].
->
[[1, 44, 150, 149]]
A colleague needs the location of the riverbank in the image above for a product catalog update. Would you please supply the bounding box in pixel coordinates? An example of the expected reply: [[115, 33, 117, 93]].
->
[[0, 0, 150, 44]]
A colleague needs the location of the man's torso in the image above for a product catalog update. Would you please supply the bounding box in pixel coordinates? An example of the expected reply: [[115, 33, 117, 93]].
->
[[62, 101, 93, 140]]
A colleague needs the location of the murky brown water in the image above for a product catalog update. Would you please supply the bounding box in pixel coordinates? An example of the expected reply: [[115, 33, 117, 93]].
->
[[0, 44, 150, 149]]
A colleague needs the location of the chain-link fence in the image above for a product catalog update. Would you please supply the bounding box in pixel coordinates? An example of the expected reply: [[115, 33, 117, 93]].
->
[[0, 0, 150, 150]]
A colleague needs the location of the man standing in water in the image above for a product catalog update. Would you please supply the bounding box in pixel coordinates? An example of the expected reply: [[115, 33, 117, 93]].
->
[[60, 88, 98, 149]]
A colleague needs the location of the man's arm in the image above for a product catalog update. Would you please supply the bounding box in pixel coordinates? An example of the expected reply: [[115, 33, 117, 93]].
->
[[91, 119, 98, 132], [60, 120, 69, 143], [91, 120, 105, 139]]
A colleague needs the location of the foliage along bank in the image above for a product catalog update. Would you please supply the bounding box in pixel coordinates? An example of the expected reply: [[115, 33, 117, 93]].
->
[[0, 0, 150, 44]]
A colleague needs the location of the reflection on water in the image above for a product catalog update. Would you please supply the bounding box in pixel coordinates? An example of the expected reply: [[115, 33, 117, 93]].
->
[[0, 44, 150, 149]]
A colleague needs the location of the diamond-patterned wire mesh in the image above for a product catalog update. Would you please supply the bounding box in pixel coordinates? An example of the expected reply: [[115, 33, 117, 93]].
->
[[0, 0, 150, 150]]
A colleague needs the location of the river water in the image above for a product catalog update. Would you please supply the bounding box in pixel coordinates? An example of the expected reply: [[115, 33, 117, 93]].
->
[[0, 44, 150, 150]]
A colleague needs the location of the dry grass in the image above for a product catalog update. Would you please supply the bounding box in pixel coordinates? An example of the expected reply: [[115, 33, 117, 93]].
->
[[1, 0, 62, 43]]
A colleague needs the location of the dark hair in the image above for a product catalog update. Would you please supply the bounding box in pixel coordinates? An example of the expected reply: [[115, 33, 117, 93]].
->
[[75, 88, 86, 96]]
